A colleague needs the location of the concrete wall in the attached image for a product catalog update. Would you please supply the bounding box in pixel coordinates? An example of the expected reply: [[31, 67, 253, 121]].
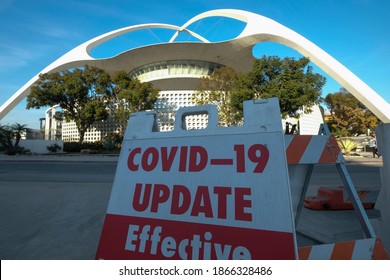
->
[[18, 140, 63, 154]]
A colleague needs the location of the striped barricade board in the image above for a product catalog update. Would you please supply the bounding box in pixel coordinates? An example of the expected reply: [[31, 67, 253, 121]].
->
[[285, 134, 343, 165], [298, 237, 389, 260], [96, 98, 297, 260]]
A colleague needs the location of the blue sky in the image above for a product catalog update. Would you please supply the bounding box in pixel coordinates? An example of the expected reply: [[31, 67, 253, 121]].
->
[[0, 0, 389, 129]]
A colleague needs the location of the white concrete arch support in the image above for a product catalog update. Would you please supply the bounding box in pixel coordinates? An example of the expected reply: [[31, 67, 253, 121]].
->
[[0, 24, 208, 119], [172, 9, 390, 123]]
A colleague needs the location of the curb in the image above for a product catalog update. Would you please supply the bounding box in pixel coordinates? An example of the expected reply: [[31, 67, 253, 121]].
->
[[0, 154, 119, 162]]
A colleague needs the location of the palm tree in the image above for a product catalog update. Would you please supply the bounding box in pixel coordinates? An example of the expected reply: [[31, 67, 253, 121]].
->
[[11, 123, 30, 150]]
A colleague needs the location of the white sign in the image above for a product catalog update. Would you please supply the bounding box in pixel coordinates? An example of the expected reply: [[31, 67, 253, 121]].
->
[[96, 98, 297, 259]]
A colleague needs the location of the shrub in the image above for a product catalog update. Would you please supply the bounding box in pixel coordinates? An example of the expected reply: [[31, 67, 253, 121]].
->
[[47, 143, 62, 153], [337, 139, 357, 156], [103, 133, 123, 151], [63, 142, 105, 153], [16, 146, 30, 155], [63, 142, 81, 153]]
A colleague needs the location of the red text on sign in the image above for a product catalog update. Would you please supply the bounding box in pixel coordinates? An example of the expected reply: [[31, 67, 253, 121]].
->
[[128, 146, 207, 172], [234, 144, 269, 173], [132, 183, 252, 222], [127, 144, 269, 173]]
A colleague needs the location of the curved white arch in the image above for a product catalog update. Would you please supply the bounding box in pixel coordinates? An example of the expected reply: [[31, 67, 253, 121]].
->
[[1, 9, 389, 123], [0, 23, 209, 119], [171, 9, 390, 123]]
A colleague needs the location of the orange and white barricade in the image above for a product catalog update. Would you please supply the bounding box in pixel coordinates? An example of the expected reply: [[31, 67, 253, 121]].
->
[[285, 124, 388, 259]]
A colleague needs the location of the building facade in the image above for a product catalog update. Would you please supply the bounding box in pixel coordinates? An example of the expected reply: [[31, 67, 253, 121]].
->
[[50, 59, 221, 142]]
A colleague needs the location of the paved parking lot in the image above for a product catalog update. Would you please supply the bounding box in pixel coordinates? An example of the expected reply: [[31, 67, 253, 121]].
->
[[0, 159, 116, 259]]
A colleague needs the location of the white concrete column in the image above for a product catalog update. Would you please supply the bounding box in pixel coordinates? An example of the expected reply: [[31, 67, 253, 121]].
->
[[373, 123, 390, 252]]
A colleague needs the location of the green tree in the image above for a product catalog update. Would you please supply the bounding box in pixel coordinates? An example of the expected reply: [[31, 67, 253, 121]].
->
[[192, 67, 239, 126], [27, 66, 113, 143], [324, 88, 379, 136], [231, 56, 326, 121], [111, 71, 159, 133]]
